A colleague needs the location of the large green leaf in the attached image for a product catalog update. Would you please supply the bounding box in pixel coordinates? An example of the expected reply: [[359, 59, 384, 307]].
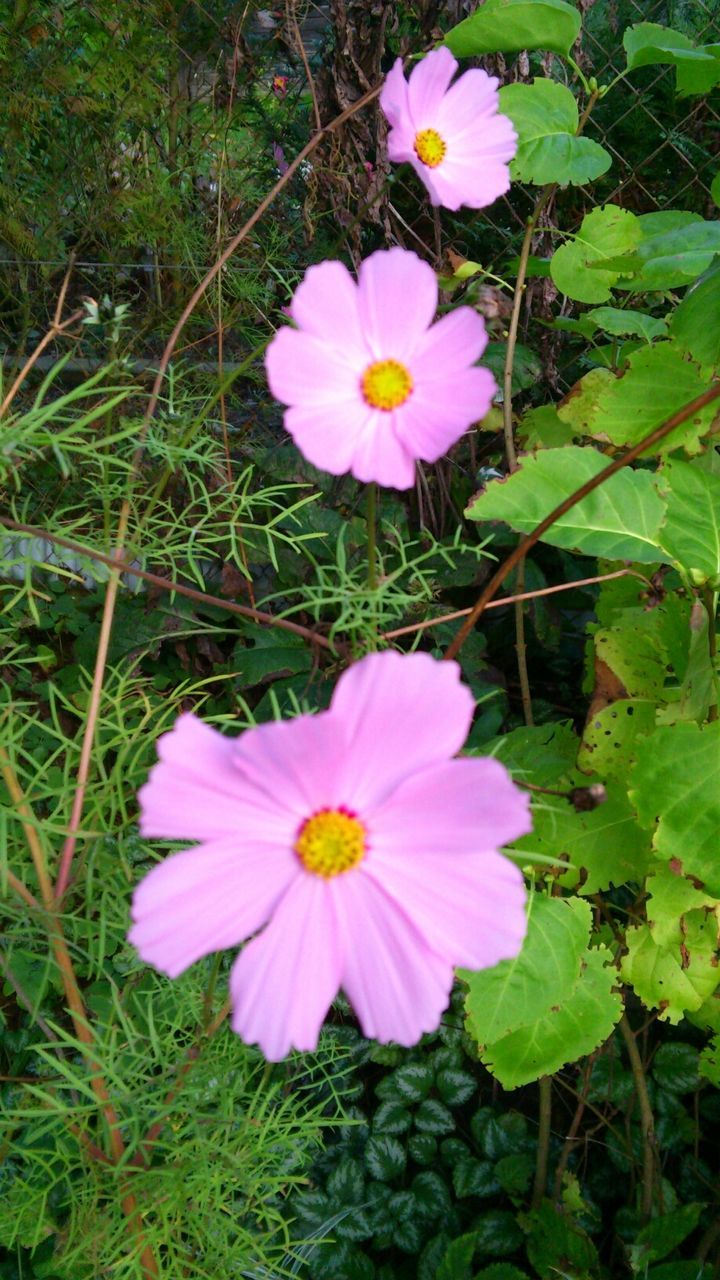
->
[[621, 915, 719, 1023], [535, 784, 653, 893], [624, 22, 720, 97], [465, 446, 666, 562], [462, 896, 591, 1046], [658, 459, 720, 585], [445, 0, 581, 58], [645, 864, 718, 948], [481, 947, 622, 1088], [557, 343, 717, 455], [550, 205, 642, 303], [669, 264, 720, 368], [498, 80, 610, 186], [594, 220, 720, 291], [630, 722, 720, 896], [586, 306, 667, 343]]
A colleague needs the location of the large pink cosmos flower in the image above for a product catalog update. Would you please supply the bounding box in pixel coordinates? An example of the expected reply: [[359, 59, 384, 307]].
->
[[380, 47, 517, 212], [265, 246, 495, 489], [129, 651, 531, 1061]]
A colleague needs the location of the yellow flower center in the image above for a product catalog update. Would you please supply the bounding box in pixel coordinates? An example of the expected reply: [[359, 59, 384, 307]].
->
[[414, 128, 447, 168], [361, 359, 413, 411], [294, 807, 366, 878]]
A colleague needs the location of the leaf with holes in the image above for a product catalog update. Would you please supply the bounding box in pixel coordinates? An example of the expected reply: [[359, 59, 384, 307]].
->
[[445, 0, 580, 58], [550, 205, 642, 304], [462, 896, 590, 1046], [578, 699, 657, 781], [498, 80, 610, 186], [481, 947, 622, 1089], [630, 722, 720, 896], [621, 915, 719, 1023], [466, 446, 667, 562]]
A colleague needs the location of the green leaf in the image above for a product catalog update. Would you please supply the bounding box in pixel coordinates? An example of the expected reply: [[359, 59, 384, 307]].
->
[[645, 864, 718, 949], [699, 1034, 720, 1086], [494, 1154, 534, 1197], [629, 1202, 704, 1271], [445, 0, 581, 58], [621, 916, 719, 1023], [414, 1099, 455, 1135], [578, 699, 657, 781], [652, 1042, 701, 1094], [517, 403, 576, 450], [498, 80, 611, 186], [483, 341, 542, 393], [658, 460, 720, 586], [381, 1061, 434, 1103], [526, 1200, 599, 1276], [387, 1190, 424, 1254], [465, 446, 666, 562], [551, 205, 642, 304], [712, 171, 720, 209], [453, 1158, 501, 1199], [435, 1067, 476, 1107], [473, 1210, 524, 1257], [328, 1156, 366, 1206], [407, 1133, 438, 1166], [475, 1268, 530, 1280], [624, 22, 720, 97], [599, 220, 720, 291], [462, 897, 591, 1045], [532, 784, 653, 893], [373, 1100, 413, 1135], [630, 722, 720, 896], [411, 1171, 452, 1224], [586, 306, 667, 343], [670, 264, 720, 369], [480, 947, 622, 1088], [365, 1135, 406, 1183], [436, 1233, 476, 1280], [558, 343, 717, 455]]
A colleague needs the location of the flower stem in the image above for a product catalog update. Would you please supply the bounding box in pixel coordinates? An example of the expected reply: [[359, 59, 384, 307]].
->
[[366, 482, 377, 592]]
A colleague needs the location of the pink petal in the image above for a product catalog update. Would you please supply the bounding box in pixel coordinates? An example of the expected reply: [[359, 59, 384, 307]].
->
[[330, 651, 474, 808], [232, 712, 349, 819], [396, 367, 496, 461], [348, 411, 417, 489], [368, 757, 532, 854], [283, 398, 375, 477], [412, 307, 488, 374], [289, 259, 368, 360], [421, 157, 513, 212], [230, 876, 341, 1059], [129, 837, 298, 978], [436, 68, 505, 138], [380, 58, 412, 142], [265, 327, 360, 407], [356, 247, 437, 359], [336, 873, 454, 1044], [139, 713, 291, 842], [407, 47, 458, 127], [365, 847, 527, 971]]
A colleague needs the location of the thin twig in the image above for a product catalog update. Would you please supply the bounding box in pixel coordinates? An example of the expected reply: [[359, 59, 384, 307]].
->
[[0, 308, 84, 418], [0, 516, 334, 652], [4, 867, 42, 912], [288, 0, 321, 131], [443, 380, 720, 662], [532, 1076, 553, 1208]]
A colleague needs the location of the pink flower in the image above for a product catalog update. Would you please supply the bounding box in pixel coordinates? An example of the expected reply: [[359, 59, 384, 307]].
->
[[265, 246, 495, 488], [129, 651, 530, 1061], [380, 47, 517, 212]]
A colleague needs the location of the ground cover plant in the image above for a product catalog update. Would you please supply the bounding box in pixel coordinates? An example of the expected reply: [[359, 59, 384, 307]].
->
[[1, 1, 720, 1277]]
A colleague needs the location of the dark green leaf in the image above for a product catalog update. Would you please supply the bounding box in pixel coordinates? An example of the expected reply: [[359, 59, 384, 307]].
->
[[474, 1209, 525, 1257], [414, 1099, 456, 1135], [629, 1203, 704, 1270], [445, 0, 581, 58], [437, 1232, 477, 1280], [453, 1157, 501, 1199], [372, 1100, 413, 1135], [364, 1136, 406, 1183], [435, 1067, 476, 1108], [408, 1133, 438, 1166]]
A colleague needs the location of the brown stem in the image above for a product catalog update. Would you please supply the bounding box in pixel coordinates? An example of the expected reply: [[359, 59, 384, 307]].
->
[[619, 1013, 656, 1220], [0, 516, 334, 652], [0, 308, 84, 418], [552, 1054, 595, 1201], [5, 866, 42, 912], [443, 381, 720, 662]]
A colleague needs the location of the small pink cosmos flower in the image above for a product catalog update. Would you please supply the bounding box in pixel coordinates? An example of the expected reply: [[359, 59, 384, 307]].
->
[[380, 47, 517, 212], [265, 246, 495, 489], [129, 651, 531, 1061]]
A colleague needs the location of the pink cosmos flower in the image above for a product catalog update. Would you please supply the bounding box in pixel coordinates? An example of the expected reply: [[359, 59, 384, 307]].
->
[[380, 47, 517, 212], [129, 651, 530, 1061], [265, 246, 495, 489]]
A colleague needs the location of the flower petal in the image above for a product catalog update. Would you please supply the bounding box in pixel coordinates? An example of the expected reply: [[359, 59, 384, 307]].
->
[[129, 837, 299, 978], [364, 846, 527, 971], [357, 247, 437, 359], [397, 367, 496, 461], [437, 68, 507, 138], [349, 412, 417, 489], [139, 713, 290, 842], [230, 876, 341, 1059], [421, 156, 513, 211], [380, 58, 412, 138], [336, 873, 454, 1045], [232, 711, 350, 819], [289, 260, 368, 360], [283, 399, 374, 477], [407, 47, 458, 128], [330, 651, 474, 808], [412, 307, 488, 375], [265, 327, 360, 407], [368, 757, 533, 854]]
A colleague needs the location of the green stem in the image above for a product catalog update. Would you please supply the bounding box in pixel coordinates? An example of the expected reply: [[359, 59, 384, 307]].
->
[[704, 587, 718, 723], [619, 1013, 656, 1220], [366, 481, 377, 592], [532, 1076, 553, 1209]]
